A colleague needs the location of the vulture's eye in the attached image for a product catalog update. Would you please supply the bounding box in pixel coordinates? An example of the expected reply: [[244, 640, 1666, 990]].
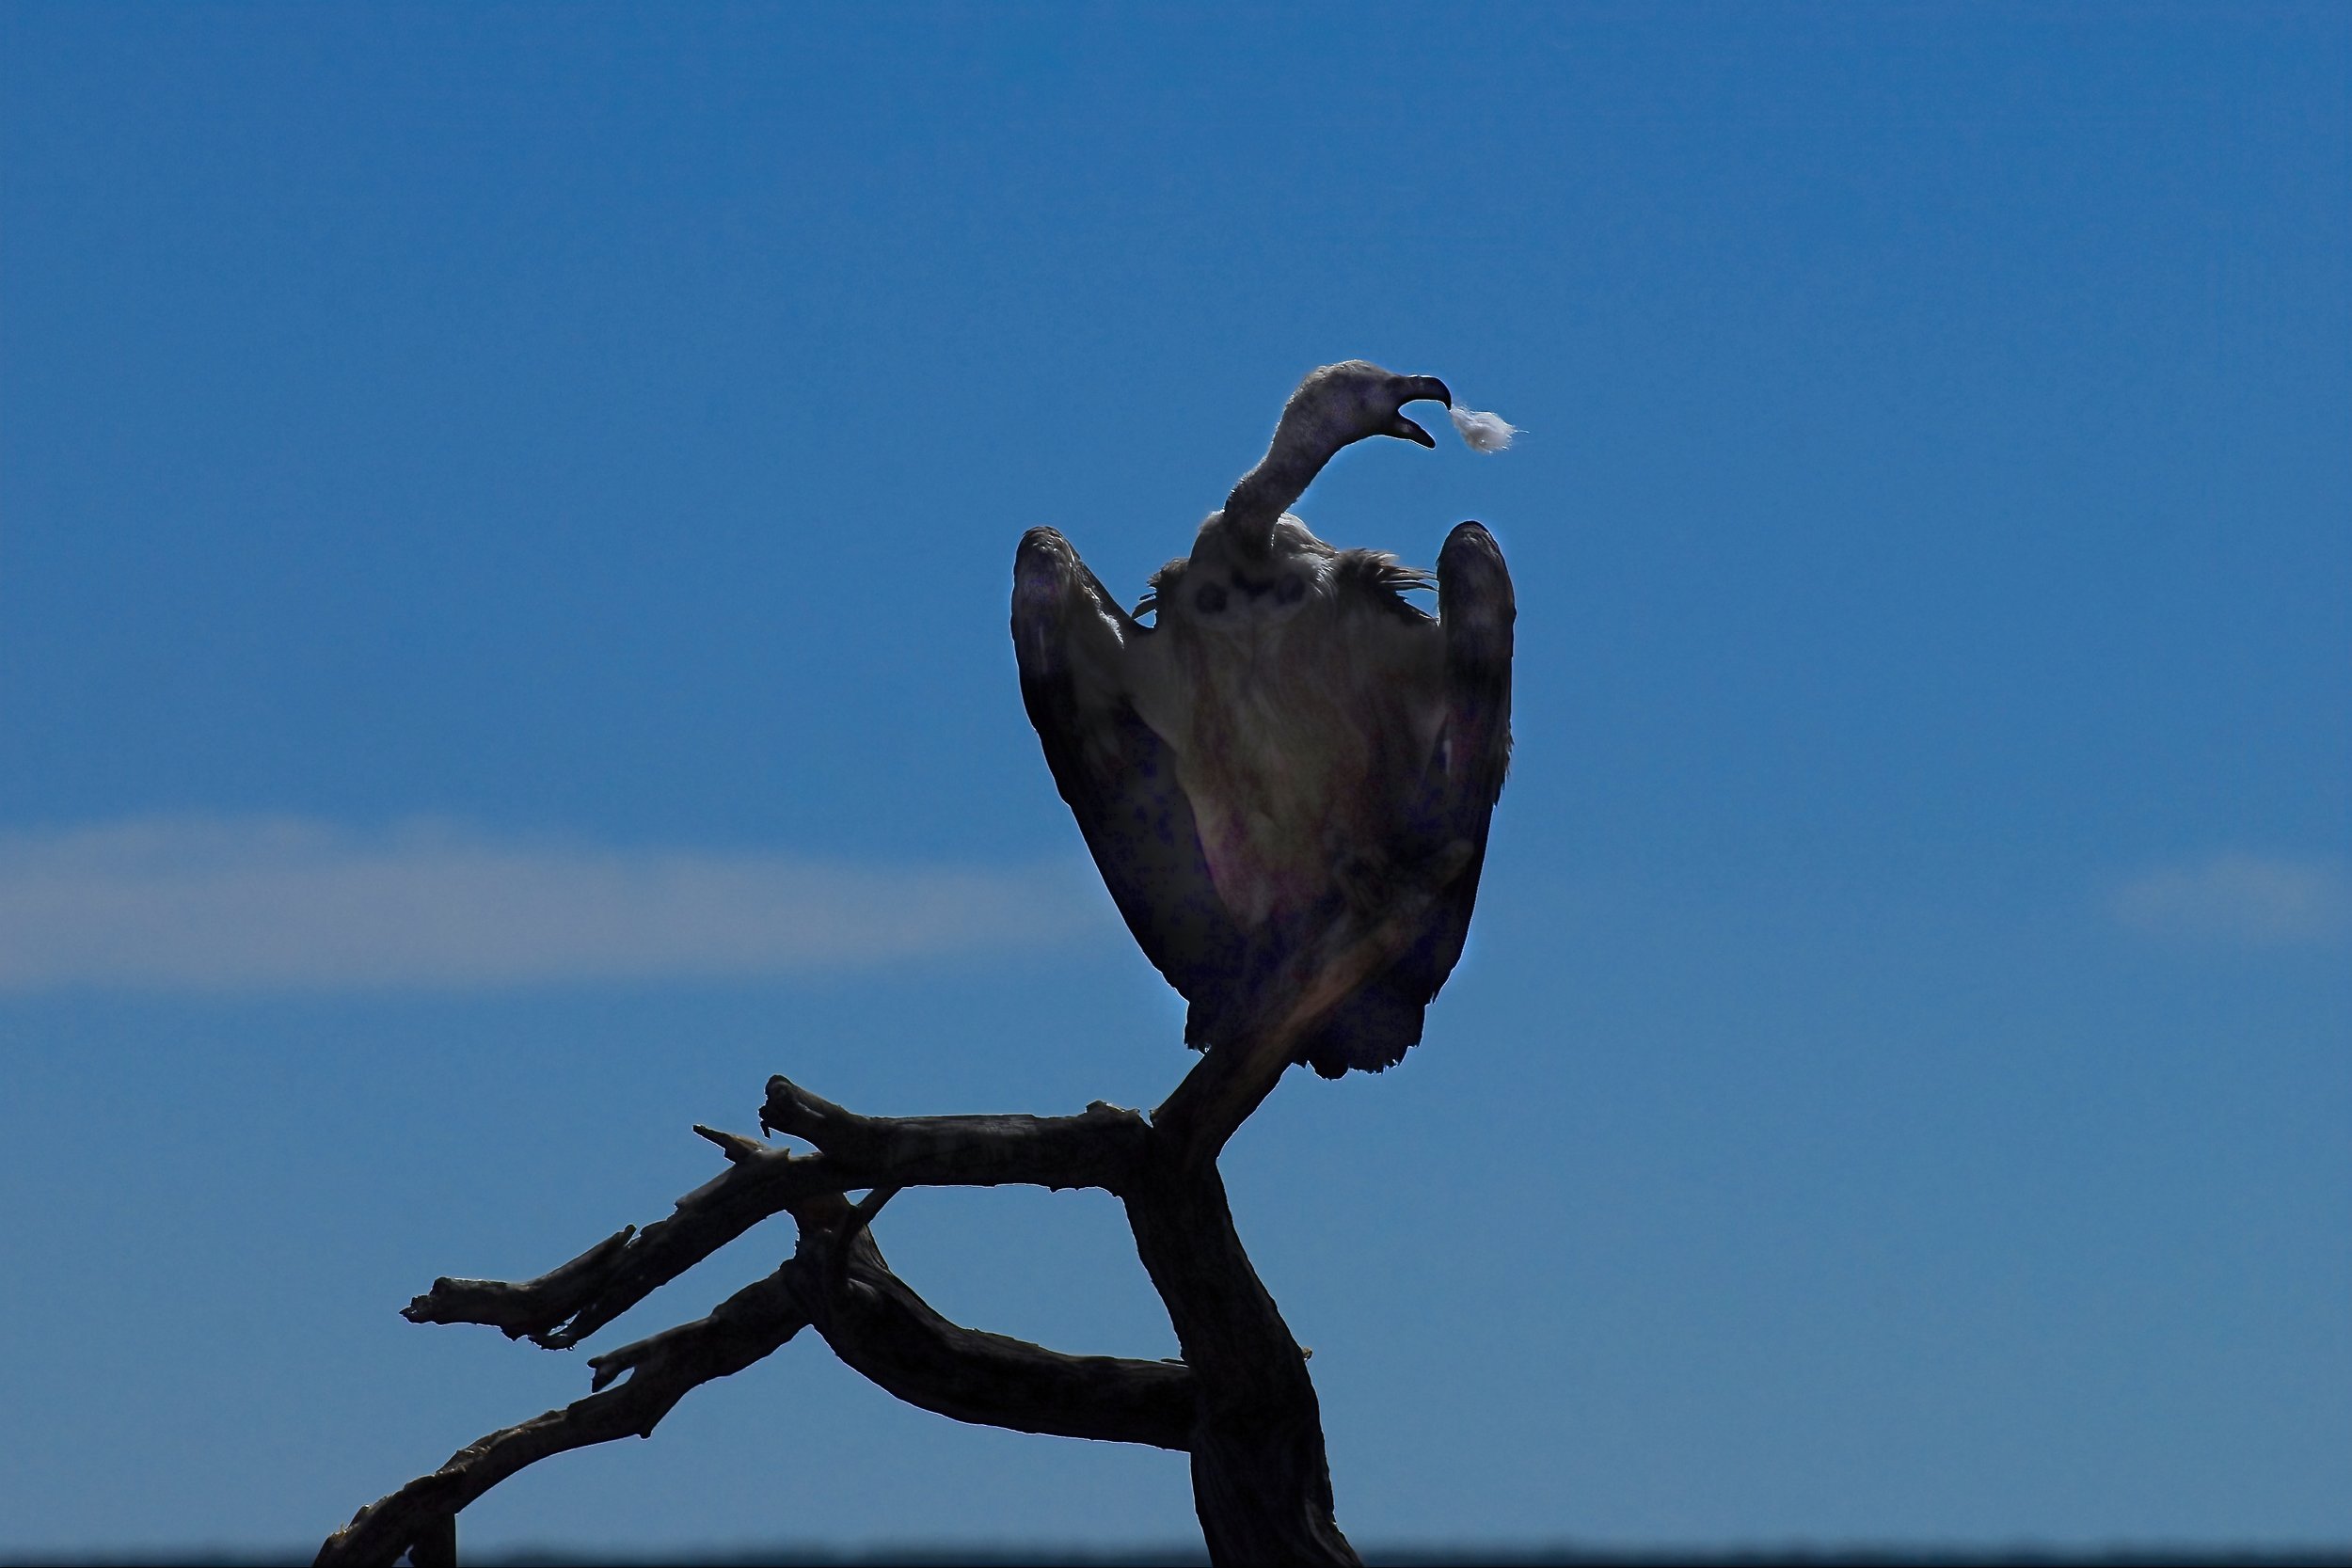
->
[[1276, 575, 1306, 605], [1194, 583, 1229, 614]]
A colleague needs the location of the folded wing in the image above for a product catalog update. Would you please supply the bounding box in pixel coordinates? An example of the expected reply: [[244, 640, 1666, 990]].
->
[[1295, 521, 1516, 1076], [1012, 528, 1246, 1022]]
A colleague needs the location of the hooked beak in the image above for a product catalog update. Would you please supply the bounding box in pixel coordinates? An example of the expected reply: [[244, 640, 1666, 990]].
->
[[1385, 373, 1452, 447]]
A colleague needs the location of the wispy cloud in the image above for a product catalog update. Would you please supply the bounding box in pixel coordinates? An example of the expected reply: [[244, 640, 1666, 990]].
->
[[2110, 852, 2351, 947], [0, 816, 1111, 993]]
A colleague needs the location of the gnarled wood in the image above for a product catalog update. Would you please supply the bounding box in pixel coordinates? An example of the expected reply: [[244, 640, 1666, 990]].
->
[[1125, 1141, 1357, 1565], [327, 1025, 1375, 1565], [761, 1077, 1152, 1194], [321, 1262, 812, 1567], [793, 1191, 1200, 1452]]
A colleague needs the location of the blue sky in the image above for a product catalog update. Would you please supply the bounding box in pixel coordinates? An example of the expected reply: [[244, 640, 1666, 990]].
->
[[2, 3, 2346, 1556]]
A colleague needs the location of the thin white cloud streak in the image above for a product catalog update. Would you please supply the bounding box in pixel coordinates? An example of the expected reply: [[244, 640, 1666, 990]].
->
[[0, 816, 1113, 993], [2110, 852, 2351, 947]]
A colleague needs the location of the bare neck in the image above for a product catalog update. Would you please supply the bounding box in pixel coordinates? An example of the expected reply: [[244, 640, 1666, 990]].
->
[[1221, 409, 1343, 558]]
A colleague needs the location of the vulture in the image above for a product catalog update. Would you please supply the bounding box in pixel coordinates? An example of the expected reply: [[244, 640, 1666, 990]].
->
[[1012, 361, 1515, 1077]]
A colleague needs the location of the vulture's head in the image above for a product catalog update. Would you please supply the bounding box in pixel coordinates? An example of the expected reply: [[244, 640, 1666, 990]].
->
[[1211, 360, 1454, 561], [1272, 359, 1454, 455]]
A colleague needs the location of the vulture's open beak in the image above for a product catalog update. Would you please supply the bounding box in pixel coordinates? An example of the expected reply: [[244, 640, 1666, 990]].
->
[[1386, 374, 1454, 447]]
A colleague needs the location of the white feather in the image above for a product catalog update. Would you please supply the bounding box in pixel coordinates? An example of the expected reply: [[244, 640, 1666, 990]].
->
[[1448, 404, 1518, 453]]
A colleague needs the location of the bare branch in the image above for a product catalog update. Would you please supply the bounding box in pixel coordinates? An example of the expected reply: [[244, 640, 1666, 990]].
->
[[318, 1263, 811, 1568], [404, 1135, 830, 1349], [692, 1123, 771, 1163], [326, 1190, 1203, 1566], [403, 1081, 1154, 1357], [397, 1226, 637, 1343], [761, 1076, 1151, 1194], [794, 1192, 1199, 1452], [342, 1062, 1359, 1566]]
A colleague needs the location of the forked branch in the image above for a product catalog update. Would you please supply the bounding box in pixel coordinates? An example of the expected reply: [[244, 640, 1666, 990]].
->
[[319, 1262, 813, 1568], [322, 1172, 1205, 1567], [319, 935, 1431, 1567], [402, 1132, 821, 1349]]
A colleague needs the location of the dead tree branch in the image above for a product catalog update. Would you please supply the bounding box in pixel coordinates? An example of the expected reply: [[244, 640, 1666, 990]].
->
[[320, 1262, 813, 1568], [793, 1190, 1199, 1450], [759, 1079, 1153, 1194], [323, 1178, 1208, 1567], [320, 922, 1457, 1567], [402, 1132, 823, 1350]]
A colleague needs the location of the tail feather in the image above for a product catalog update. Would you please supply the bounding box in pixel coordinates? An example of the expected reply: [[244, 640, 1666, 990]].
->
[[1297, 974, 1428, 1078]]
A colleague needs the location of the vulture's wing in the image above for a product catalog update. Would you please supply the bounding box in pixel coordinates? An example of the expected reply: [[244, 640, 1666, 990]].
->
[[1430, 520, 1517, 836], [1299, 521, 1515, 1077], [1012, 528, 1245, 1030]]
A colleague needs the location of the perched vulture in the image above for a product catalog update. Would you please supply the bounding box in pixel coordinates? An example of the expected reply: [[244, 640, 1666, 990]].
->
[[1012, 361, 1515, 1077]]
